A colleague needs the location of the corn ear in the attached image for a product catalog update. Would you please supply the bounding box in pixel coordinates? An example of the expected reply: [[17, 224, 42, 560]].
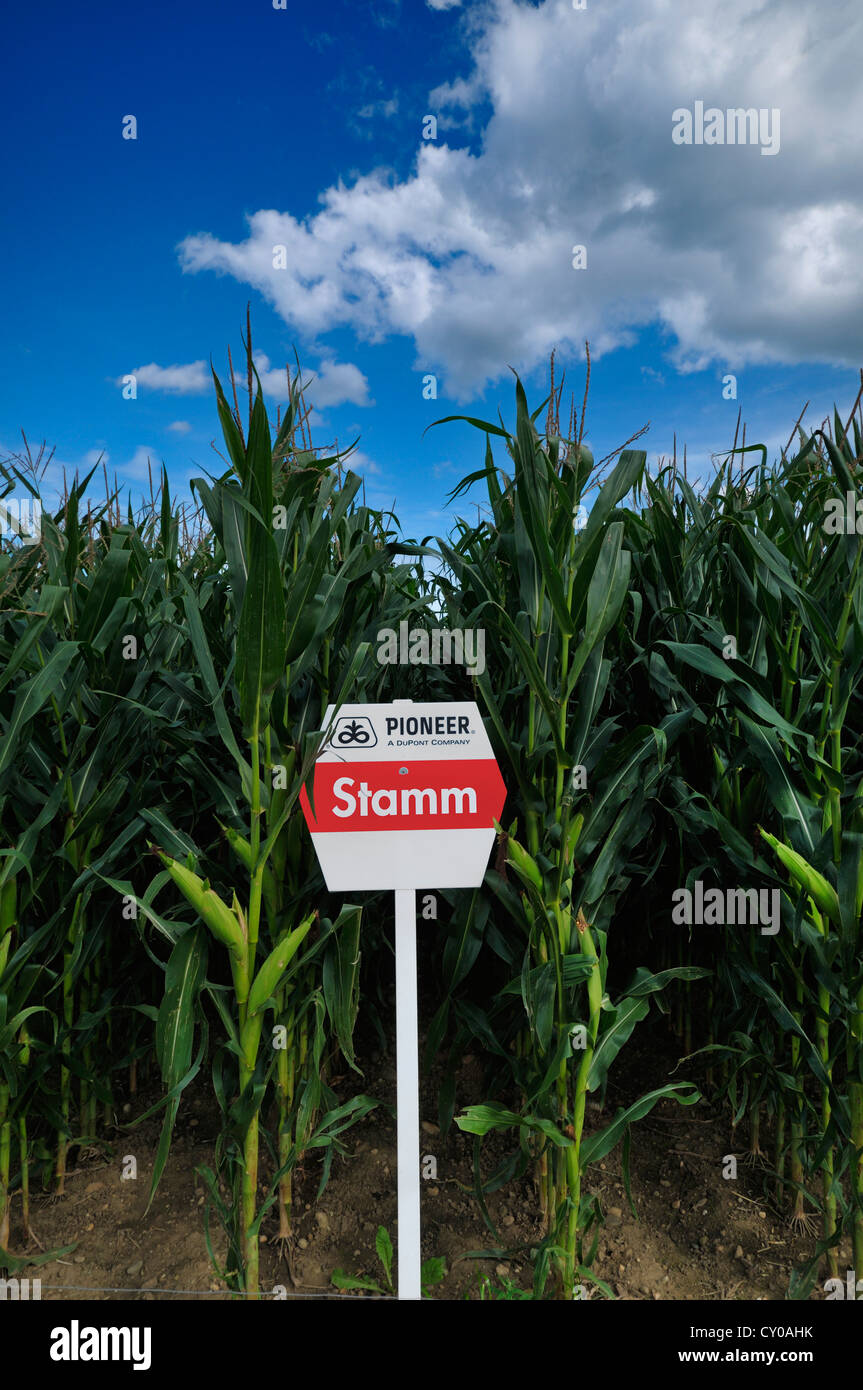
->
[[566, 811, 584, 859], [713, 748, 733, 821], [223, 824, 253, 869], [246, 913, 316, 1017], [758, 829, 841, 926], [158, 851, 247, 961], [0, 876, 16, 936], [506, 834, 544, 891], [0, 877, 15, 976], [222, 824, 279, 921]]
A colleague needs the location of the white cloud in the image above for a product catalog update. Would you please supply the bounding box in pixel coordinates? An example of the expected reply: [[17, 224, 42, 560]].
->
[[640, 367, 664, 385], [84, 448, 109, 465], [432, 459, 457, 478], [175, 0, 863, 398], [116, 353, 369, 413], [122, 446, 162, 481], [119, 361, 209, 395], [427, 0, 462, 9], [236, 353, 371, 410], [307, 359, 372, 408], [428, 75, 481, 110], [357, 97, 399, 120], [167, 420, 192, 434], [345, 448, 382, 477]]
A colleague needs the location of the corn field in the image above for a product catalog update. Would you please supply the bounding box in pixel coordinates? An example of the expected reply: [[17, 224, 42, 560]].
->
[[2, 332, 862, 1301]]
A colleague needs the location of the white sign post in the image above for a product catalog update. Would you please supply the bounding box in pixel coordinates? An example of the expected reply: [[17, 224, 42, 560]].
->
[[394, 886, 420, 1299], [301, 699, 506, 1300]]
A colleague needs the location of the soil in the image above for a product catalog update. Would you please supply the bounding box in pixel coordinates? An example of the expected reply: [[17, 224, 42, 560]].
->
[[10, 1011, 846, 1302]]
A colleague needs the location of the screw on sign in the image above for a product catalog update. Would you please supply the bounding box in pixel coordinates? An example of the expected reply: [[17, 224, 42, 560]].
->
[[301, 700, 506, 1298]]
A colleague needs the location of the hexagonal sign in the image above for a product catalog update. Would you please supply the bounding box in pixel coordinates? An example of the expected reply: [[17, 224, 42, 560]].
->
[[300, 700, 507, 890]]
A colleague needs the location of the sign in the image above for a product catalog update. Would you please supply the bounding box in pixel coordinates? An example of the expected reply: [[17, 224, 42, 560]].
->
[[300, 700, 506, 890], [301, 700, 506, 1301]]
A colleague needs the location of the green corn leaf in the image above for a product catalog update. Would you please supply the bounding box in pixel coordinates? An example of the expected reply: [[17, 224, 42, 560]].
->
[[581, 522, 632, 650], [156, 926, 207, 1091], [580, 1083, 701, 1167], [489, 604, 565, 761], [76, 546, 130, 643], [178, 571, 249, 776], [455, 1103, 572, 1146], [235, 517, 286, 732], [623, 965, 712, 997], [149, 927, 207, 1209], [211, 366, 247, 481], [573, 449, 645, 575], [586, 996, 650, 1093], [0, 641, 79, 779], [0, 585, 67, 696], [322, 905, 362, 1071]]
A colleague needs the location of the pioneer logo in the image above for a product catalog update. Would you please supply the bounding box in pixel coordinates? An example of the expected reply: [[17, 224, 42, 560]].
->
[[329, 716, 377, 748]]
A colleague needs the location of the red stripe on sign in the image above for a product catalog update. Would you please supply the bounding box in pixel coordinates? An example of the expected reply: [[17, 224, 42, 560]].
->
[[300, 759, 505, 832]]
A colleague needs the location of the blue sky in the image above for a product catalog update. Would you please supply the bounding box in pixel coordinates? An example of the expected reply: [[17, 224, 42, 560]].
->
[[3, 0, 861, 542]]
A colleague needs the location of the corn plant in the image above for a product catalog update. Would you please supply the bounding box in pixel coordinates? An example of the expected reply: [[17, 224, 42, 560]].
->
[[431, 374, 701, 1298], [0, 456, 206, 1255], [629, 409, 863, 1294], [106, 341, 440, 1295]]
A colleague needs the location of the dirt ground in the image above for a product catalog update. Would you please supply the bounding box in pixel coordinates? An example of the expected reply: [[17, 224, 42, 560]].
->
[[9, 1013, 845, 1302]]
